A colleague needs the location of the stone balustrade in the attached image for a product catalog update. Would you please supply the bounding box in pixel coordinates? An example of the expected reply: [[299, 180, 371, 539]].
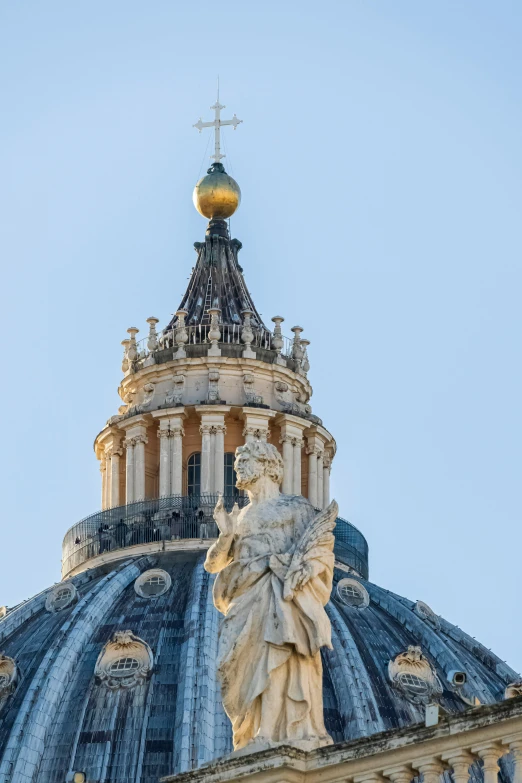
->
[[130, 321, 298, 370], [159, 696, 522, 783]]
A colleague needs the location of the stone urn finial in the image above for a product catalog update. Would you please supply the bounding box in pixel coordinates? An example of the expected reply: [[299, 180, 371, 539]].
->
[[121, 338, 131, 374], [241, 308, 256, 359], [146, 317, 159, 352], [291, 326, 304, 364], [271, 316, 286, 365], [208, 308, 222, 357], [175, 309, 189, 359], [300, 338, 310, 375], [126, 327, 139, 362]]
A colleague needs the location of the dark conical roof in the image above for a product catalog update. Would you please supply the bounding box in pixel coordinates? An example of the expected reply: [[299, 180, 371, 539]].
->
[[167, 219, 265, 331]]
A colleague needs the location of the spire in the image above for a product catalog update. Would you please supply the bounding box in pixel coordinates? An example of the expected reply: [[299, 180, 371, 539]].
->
[[166, 227, 266, 332], [170, 94, 262, 335]]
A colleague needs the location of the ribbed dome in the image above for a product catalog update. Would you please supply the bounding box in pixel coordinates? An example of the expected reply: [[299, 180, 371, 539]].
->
[[0, 552, 517, 783]]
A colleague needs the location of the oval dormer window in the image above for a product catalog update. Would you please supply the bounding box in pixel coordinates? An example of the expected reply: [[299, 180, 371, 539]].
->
[[94, 631, 153, 690]]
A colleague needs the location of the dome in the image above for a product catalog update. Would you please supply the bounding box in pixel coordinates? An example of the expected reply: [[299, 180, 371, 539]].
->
[[0, 551, 517, 782], [193, 162, 241, 219]]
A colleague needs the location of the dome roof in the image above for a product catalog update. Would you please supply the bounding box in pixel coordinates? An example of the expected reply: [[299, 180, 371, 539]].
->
[[0, 552, 517, 783]]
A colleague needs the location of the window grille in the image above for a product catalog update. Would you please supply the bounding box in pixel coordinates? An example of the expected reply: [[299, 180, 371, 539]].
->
[[109, 657, 140, 675], [187, 453, 201, 496]]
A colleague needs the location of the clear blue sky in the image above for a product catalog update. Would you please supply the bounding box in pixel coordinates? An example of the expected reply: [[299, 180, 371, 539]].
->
[[1, 1, 521, 671]]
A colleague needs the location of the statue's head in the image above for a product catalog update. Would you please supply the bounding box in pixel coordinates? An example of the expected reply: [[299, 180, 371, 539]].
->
[[234, 441, 284, 490]]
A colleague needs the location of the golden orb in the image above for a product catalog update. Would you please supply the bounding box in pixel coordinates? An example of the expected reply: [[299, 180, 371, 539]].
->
[[193, 162, 241, 219]]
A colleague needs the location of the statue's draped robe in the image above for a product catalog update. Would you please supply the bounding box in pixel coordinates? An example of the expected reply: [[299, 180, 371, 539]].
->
[[205, 496, 334, 750]]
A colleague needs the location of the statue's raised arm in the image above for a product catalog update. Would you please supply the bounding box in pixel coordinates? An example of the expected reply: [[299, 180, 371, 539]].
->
[[204, 440, 337, 754]]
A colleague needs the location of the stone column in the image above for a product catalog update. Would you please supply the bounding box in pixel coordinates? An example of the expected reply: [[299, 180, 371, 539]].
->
[[104, 452, 111, 509], [323, 453, 331, 508], [278, 415, 307, 496], [307, 446, 318, 507], [171, 423, 184, 496], [158, 427, 171, 498], [293, 438, 303, 495], [214, 423, 226, 495], [316, 450, 324, 508], [472, 743, 506, 783], [110, 448, 122, 508], [124, 437, 135, 504], [100, 460, 107, 510], [442, 751, 475, 783], [200, 424, 212, 495], [134, 434, 148, 502], [414, 759, 445, 783], [280, 436, 294, 494], [505, 737, 522, 783]]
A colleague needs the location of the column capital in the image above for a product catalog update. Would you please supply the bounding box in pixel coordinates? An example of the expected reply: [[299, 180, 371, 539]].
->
[[471, 741, 507, 757], [354, 774, 387, 783], [105, 445, 123, 458], [306, 445, 323, 457], [412, 758, 446, 783], [441, 750, 476, 765], [441, 749, 476, 783], [382, 765, 414, 783], [502, 732, 522, 751], [122, 436, 136, 449], [243, 425, 268, 441]]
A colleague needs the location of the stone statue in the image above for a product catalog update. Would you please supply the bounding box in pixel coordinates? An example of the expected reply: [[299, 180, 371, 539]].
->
[[204, 440, 338, 754]]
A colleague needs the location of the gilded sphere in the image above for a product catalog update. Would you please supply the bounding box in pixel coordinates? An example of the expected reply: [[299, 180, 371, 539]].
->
[[193, 163, 241, 219]]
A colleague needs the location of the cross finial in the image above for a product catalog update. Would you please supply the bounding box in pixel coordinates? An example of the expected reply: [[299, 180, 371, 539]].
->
[[193, 84, 242, 163]]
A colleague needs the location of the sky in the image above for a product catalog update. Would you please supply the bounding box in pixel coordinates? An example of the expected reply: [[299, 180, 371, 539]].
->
[[0, 1, 521, 671]]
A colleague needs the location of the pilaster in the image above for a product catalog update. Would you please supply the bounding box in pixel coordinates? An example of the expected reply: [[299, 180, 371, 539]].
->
[[196, 407, 229, 494], [152, 409, 187, 498], [120, 416, 150, 504], [241, 408, 277, 443], [278, 414, 308, 496]]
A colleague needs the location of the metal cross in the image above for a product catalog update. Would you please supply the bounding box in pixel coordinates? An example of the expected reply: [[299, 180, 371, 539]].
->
[[193, 89, 242, 163]]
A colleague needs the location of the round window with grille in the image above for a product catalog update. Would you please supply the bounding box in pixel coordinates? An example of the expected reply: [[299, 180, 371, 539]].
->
[[336, 578, 370, 609], [45, 582, 78, 613], [413, 600, 441, 629], [134, 569, 171, 598], [398, 672, 430, 698], [108, 657, 140, 677], [54, 589, 73, 609]]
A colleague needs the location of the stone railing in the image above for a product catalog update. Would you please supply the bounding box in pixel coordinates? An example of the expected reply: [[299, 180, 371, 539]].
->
[[121, 319, 310, 376], [62, 493, 369, 580], [160, 696, 522, 783]]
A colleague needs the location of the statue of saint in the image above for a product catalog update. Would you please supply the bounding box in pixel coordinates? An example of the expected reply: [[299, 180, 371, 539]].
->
[[204, 440, 338, 753]]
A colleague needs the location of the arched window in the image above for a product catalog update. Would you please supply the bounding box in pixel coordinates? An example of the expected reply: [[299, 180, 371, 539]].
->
[[187, 453, 201, 496], [224, 453, 243, 498]]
